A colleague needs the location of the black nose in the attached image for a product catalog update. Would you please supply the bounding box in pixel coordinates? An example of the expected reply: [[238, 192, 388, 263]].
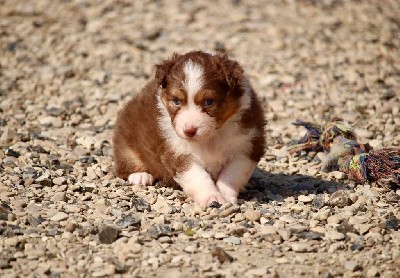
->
[[184, 127, 197, 137]]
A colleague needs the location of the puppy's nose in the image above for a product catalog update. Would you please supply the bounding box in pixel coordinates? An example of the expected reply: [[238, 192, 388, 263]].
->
[[183, 127, 197, 138]]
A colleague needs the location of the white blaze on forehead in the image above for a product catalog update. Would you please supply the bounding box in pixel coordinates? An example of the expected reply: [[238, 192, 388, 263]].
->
[[183, 60, 204, 100]]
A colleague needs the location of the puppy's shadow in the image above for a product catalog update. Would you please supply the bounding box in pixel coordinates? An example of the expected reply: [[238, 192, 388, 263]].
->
[[240, 167, 347, 204]]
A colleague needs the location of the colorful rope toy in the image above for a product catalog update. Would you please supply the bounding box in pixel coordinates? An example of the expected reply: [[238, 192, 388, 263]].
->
[[289, 118, 400, 188]]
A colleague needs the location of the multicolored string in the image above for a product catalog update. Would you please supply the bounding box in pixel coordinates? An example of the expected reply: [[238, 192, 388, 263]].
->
[[289, 118, 400, 188]]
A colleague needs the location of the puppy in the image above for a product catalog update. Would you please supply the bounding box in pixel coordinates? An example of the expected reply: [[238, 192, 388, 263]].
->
[[113, 51, 266, 207]]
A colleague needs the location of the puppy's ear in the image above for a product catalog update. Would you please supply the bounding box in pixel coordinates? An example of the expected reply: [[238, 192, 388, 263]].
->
[[213, 53, 244, 89], [155, 53, 179, 88]]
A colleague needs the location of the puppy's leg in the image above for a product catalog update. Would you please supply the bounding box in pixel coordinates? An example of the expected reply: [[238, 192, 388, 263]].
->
[[174, 163, 226, 207], [216, 157, 257, 204], [114, 136, 154, 186]]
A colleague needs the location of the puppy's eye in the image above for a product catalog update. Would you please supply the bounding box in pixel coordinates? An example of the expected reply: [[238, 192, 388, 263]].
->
[[203, 99, 215, 107], [171, 98, 182, 106]]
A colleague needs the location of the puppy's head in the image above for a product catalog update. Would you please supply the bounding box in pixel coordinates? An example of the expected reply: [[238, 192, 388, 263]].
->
[[156, 51, 248, 142]]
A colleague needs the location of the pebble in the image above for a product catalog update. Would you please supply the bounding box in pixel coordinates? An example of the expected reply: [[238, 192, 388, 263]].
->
[[98, 225, 120, 244], [291, 243, 309, 253], [244, 210, 262, 222], [50, 212, 68, 221], [327, 215, 341, 224], [214, 232, 228, 239], [297, 195, 313, 203], [223, 236, 241, 245], [277, 229, 291, 241], [288, 224, 308, 234], [344, 260, 360, 272], [325, 230, 345, 241], [50, 192, 66, 202], [245, 267, 268, 276], [330, 191, 351, 208], [148, 224, 172, 238], [312, 209, 330, 221], [366, 266, 379, 277], [219, 206, 238, 217]]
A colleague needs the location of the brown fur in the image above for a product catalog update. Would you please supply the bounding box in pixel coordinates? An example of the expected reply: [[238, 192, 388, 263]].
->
[[113, 51, 266, 188]]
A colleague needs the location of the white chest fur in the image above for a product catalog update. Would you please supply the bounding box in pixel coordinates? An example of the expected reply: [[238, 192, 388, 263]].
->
[[157, 98, 255, 178]]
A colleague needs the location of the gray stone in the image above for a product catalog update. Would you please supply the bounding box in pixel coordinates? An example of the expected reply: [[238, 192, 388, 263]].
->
[[330, 191, 352, 208], [98, 225, 120, 244], [223, 236, 241, 245], [148, 224, 172, 238]]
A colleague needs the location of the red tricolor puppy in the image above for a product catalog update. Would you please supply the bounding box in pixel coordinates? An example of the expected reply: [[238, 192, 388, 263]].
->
[[113, 51, 266, 207]]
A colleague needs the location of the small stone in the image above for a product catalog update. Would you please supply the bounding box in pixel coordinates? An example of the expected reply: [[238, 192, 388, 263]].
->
[[27, 215, 45, 226], [0, 127, 16, 143], [0, 205, 9, 220], [159, 236, 172, 243], [385, 217, 399, 230], [312, 195, 325, 210], [219, 206, 238, 217], [214, 232, 228, 239], [184, 245, 197, 253], [277, 229, 291, 241], [298, 231, 323, 240], [312, 208, 330, 221], [148, 224, 172, 238], [92, 265, 116, 277], [198, 230, 215, 239], [152, 197, 174, 214], [211, 247, 234, 263], [344, 261, 360, 272], [330, 171, 346, 180], [298, 195, 313, 203], [65, 223, 78, 233], [366, 266, 379, 277], [325, 230, 345, 241], [52, 177, 66, 186], [350, 243, 364, 251], [246, 267, 268, 276], [244, 210, 262, 221], [223, 236, 241, 245], [330, 191, 351, 208], [291, 243, 309, 253], [260, 225, 277, 235], [98, 225, 120, 244], [50, 192, 66, 202], [288, 224, 308, 234], [50, 212, 68, 222], [115, 215, 141, 229], [327, 215, 341, 224], [129, 243, 142, 254], [131, 197, 151, 212], [5, 148, 20, 158], [386, 192, 400, 203]]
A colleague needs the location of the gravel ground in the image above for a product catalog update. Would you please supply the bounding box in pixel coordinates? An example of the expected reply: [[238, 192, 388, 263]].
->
[[1, 0, 400, 277]]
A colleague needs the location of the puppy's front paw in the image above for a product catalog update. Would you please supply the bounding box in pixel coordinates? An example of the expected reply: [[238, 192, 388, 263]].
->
[[128, 172, 154, 186], [195, 193, 227, 208]]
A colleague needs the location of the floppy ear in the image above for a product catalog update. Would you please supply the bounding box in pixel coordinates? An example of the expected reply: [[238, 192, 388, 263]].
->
[[155, 53, 179, 88], [213, 53, 244, 89]]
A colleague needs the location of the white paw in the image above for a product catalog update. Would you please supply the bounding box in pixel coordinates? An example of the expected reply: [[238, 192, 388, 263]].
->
[[128, 172, 154, 186], [195, 193, 227, 208]]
